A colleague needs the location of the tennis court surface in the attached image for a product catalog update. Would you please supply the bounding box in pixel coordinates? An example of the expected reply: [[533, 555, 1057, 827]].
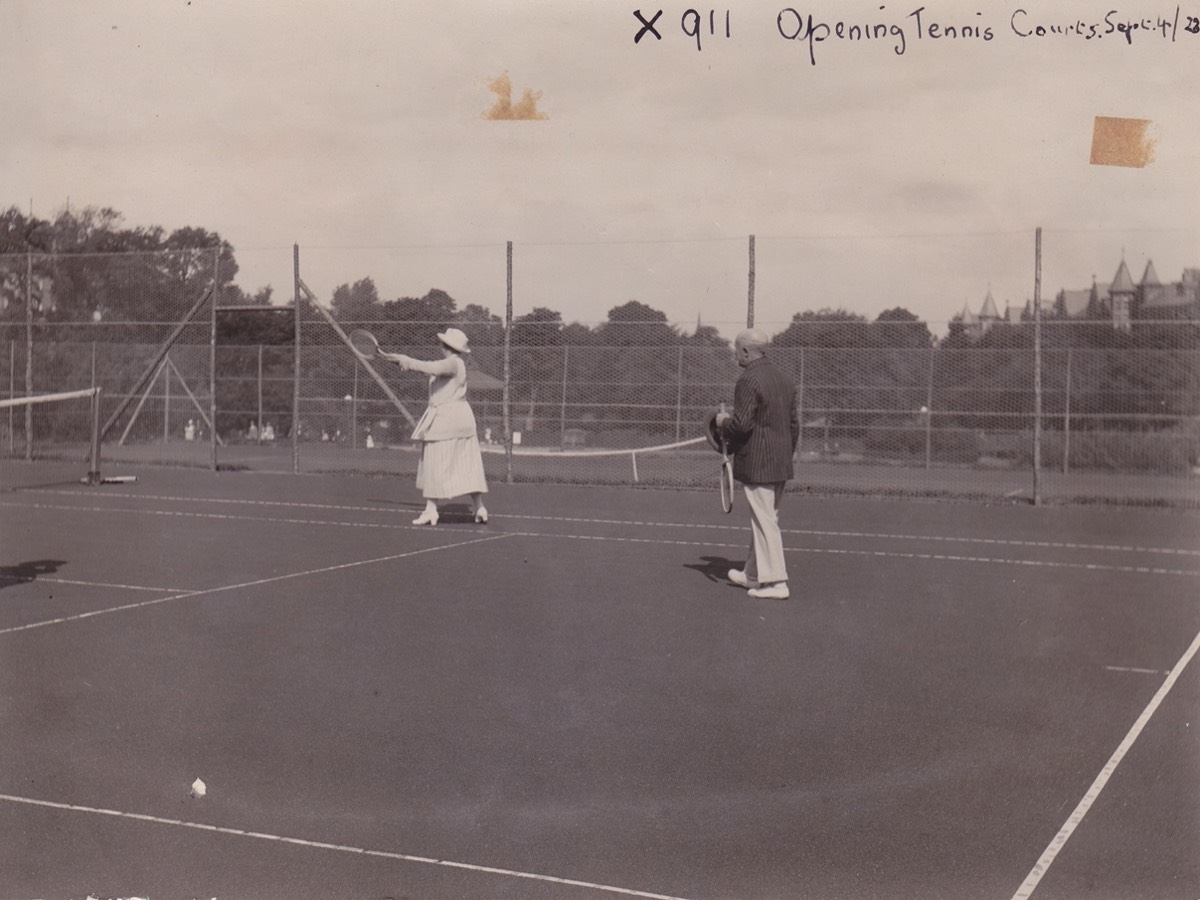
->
[[2, 465, 1198, 899]]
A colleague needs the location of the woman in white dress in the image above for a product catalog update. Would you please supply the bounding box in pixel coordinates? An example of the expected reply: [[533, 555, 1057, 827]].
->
[[383, 327, 488, 525]]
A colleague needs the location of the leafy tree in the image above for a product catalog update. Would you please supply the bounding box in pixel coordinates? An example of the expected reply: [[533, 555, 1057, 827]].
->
[[331, 277, 382, 325]]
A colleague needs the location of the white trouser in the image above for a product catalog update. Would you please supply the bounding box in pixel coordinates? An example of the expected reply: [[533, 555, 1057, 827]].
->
[[742, 482, 788, 585]]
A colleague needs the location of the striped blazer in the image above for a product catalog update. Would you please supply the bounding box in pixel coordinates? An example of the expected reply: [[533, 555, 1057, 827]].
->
[[721, 356, 799, 485]]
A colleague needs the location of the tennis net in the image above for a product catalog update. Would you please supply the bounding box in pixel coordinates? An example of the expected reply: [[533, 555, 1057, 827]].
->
[[0, 387, 102, 487]]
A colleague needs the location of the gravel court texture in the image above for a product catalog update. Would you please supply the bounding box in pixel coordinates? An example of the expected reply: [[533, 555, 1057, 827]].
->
[[0, 467, 1198, 899]]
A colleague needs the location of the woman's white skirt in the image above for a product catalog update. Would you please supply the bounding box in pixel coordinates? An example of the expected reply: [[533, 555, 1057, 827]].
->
[[415, 435, 488, 499]]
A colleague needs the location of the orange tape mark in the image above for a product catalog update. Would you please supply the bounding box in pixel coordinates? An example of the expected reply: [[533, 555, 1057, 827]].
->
[[1090, 116, 1158, 168]]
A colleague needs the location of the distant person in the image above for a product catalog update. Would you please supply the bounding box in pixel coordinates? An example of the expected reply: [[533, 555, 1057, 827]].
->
[[381, 328, 488, 525], [715, 328, 799, 600]]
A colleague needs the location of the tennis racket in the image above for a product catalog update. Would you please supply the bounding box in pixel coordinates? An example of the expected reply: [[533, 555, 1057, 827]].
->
[[719, 434, 734, 514], [349, 329, 380, 359]]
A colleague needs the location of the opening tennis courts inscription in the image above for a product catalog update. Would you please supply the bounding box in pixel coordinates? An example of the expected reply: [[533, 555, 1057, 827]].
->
[[632, 5, 1200, 60]]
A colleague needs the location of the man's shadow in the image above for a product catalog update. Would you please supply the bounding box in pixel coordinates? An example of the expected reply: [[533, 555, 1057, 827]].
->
[[683, 555, 742, 585], [0, 559, 66, 589]]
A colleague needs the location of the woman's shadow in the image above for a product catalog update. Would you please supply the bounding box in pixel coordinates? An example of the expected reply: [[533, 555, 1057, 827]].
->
[[0, 559, 66, 589]]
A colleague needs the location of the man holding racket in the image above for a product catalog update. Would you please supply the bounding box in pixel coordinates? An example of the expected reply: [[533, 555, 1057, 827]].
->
[[715, 328, 799, 600]]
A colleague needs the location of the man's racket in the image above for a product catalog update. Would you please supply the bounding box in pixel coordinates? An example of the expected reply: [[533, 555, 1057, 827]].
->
[[706, 404, 735, 514], [719, 433, 734, 514], [348, 329, 380, 359]]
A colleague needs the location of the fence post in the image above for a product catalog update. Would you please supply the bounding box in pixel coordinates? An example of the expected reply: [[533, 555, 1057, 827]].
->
[[1063, 347, 1073, 475], [747, 234, 756, 328], [292, 243, 302, 474], [209, 247, 219, 471], [7, 340, 14, 455], [163, 356, 171, 444], [1033, 227, 1043, 506], [796, 349, 805, 454], [559, 343, 569, 445], [257, 344, 264, 442], [675, 345, 684, 443], [924, 346, 935, 469], [25, 252, 32, 460], [504, 240, 513, 484]]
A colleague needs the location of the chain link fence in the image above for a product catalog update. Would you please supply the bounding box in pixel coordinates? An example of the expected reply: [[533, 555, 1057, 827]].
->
[[3, 243, 1198, 507]]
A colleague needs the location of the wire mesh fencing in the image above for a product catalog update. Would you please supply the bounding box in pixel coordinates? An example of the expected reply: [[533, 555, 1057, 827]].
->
[[2, 243, 1198, 507]]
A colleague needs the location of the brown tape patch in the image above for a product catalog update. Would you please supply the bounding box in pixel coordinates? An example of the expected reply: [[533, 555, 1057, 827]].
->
[[1090, 116, 1157, 168], [484, 73, 548, 121]]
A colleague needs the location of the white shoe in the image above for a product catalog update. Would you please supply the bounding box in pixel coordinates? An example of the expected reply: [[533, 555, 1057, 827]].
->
[[728, 569, 758, 589], [474, 506, 488, 524], [748, 583, 789, 600], [413, 509, 438, 526]]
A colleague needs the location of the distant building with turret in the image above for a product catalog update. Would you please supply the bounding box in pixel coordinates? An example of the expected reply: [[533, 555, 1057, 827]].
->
[[954, 258, 1199, 339], [1054, 258, 1199, 330]]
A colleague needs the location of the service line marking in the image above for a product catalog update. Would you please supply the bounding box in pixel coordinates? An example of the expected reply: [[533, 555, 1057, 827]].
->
[[7, 500, 1200, 579], [19, 490, 1200, 557], [0, 792, 691, 900], [1010, 628, 1200, 900], [0, 533, 513, 637], [509, 531, 1200, 579]]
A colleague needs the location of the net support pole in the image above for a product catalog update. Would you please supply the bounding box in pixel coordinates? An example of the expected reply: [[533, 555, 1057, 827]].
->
[[87, 387, 102, 485], [210, 247, 219, 471], [1033, 227, 1043, 506], [504, 240, 513, 484], [292, 244, 301, 474], [747, 234, 756, 329]]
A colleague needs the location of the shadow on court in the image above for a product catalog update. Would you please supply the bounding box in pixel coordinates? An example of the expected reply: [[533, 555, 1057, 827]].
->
[[682, 555, 743, 585], [0, 559, 66, 588]]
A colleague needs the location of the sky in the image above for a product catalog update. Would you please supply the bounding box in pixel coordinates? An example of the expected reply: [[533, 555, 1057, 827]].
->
[[2, 0, 1198, 337]]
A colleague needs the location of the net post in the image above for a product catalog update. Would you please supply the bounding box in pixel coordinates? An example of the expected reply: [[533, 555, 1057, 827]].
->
[[87, 387, 102, 485]]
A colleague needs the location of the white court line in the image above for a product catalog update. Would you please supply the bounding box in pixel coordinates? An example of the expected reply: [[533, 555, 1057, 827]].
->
[[38, 576, 185, 593], [21, 489, 1200, 557], [7, 500, 1200, 579], [0, 793, 692, 900], [1104, 665, 1171, 676], [1010, 628, 1200, 900], [509, 531, 1200, 579], [0, 533, 513, 637]]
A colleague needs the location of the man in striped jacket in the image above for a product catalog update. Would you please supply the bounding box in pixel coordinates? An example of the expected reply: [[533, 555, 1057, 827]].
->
[[716, 328, 799, 600]]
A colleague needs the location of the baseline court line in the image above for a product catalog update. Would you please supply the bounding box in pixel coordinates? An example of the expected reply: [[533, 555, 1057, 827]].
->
[[1010, 628, 1200, 900], [22, 490, 1200, 557], [0, 533, 513, 637], [0, 793, 692, 900]]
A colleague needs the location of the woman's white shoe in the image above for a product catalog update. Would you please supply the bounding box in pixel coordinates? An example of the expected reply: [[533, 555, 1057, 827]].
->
[[473, 506, 488, 524], [413, 509, 438, 526]]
